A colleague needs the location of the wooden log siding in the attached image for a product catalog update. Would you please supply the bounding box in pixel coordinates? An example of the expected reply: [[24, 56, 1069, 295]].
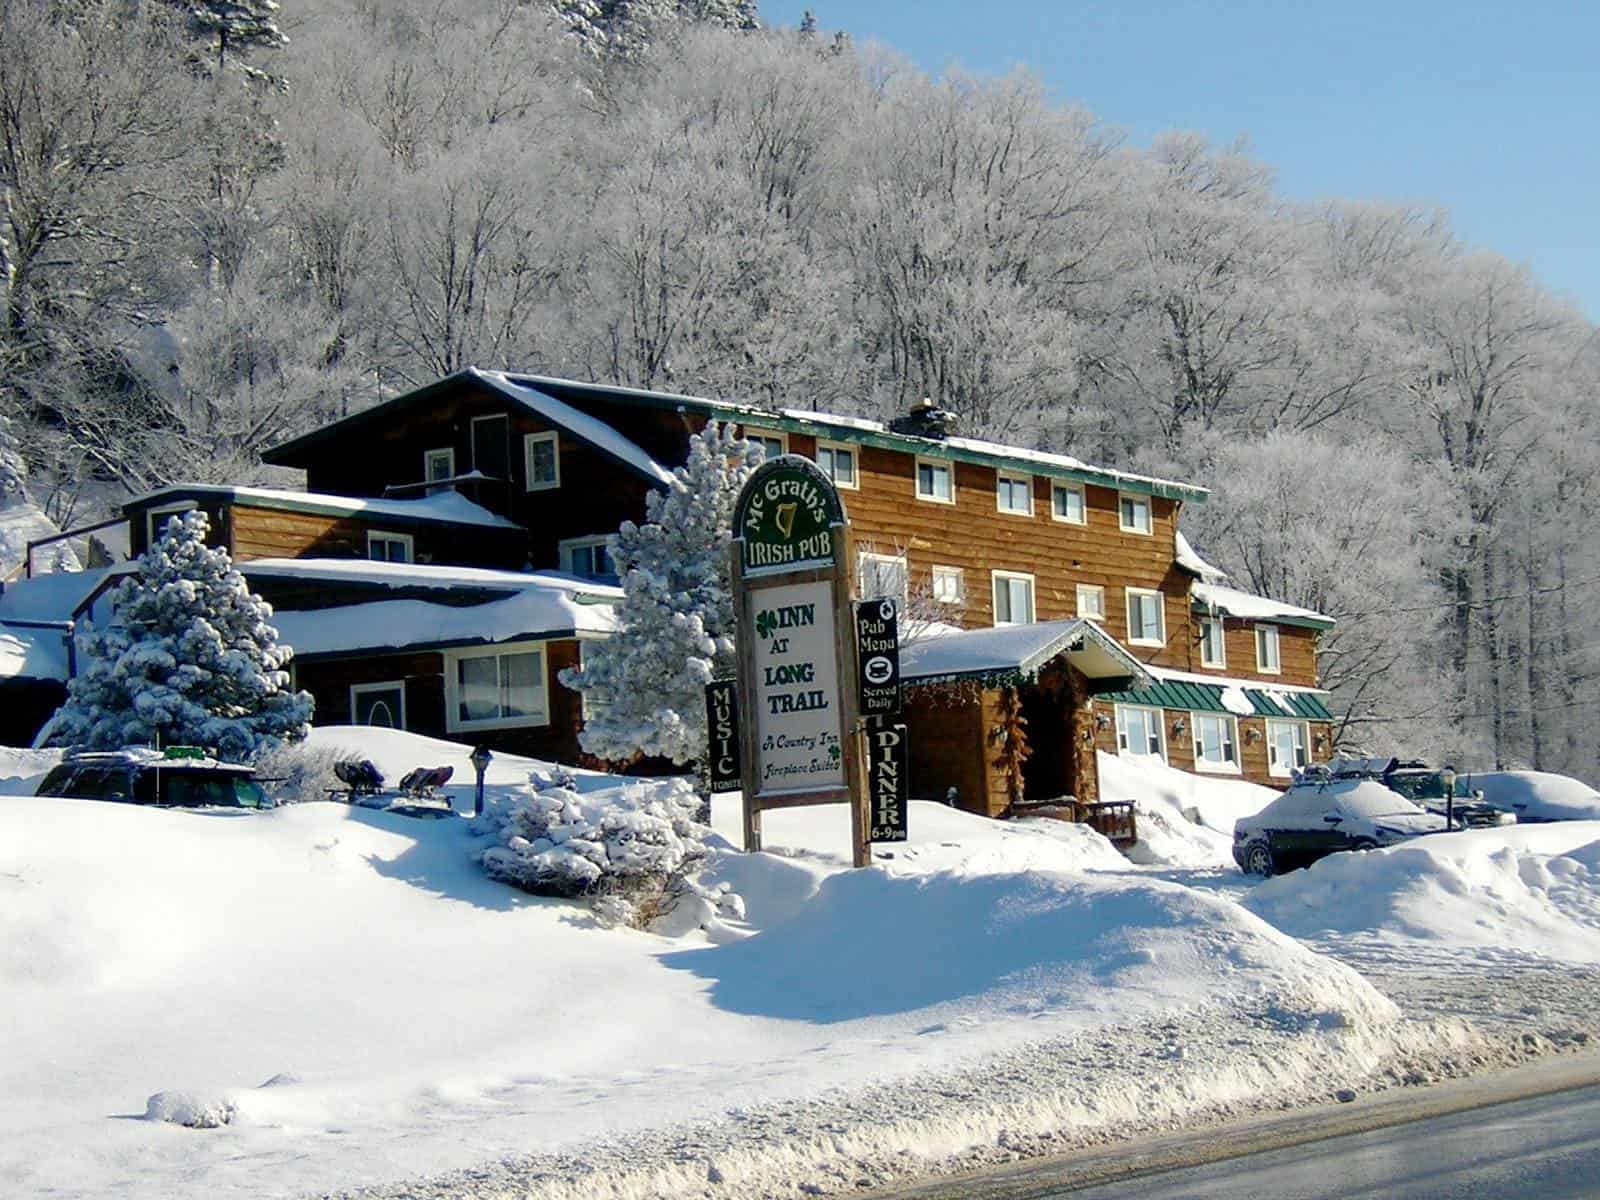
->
[[1089, 699, 1335, 792], [903, 687, 991, 815]]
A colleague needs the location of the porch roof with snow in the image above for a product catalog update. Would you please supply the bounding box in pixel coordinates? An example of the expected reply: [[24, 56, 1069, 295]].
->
[[900, 618, 1154, 689], [1191, 581, 1334, 630], [1097, 663, 1334, 721]]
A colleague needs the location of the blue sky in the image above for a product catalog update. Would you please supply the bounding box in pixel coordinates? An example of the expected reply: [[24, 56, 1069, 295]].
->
[[763, 0, 1598, 322]]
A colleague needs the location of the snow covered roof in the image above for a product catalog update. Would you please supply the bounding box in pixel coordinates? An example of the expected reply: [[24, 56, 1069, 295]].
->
[[0, 567, 114, 623], [1174, 531, 1227, 582], [1100, 663, 1334, 721], [1191, 582, 1333, 629], [472, 370, 677, 488], [123, 485, 521, 529], [0, 621, 70, 681], [272, 583, 616, 658], [900, 619, 1152, 687], [237, 558, 623, 599], [1142, 663, 1330, 697]]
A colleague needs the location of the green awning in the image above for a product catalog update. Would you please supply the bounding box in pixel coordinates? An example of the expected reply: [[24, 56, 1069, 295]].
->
[[1096, 679, 1333, 721]]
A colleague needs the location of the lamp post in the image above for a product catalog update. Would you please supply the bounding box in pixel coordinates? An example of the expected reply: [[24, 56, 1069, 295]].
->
[[470, 745, 493, 818], [1441, 765, 1457, 831]]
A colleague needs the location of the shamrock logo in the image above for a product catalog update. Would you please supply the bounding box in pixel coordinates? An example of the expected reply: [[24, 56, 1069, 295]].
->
[[756, 608, 777, 640]]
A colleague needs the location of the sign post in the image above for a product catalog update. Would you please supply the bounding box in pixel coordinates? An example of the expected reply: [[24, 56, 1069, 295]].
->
[[729, 456, 870, 866]]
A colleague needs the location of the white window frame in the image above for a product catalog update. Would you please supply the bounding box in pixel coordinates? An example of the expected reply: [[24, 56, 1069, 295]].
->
[[367, 530, 414, 563], [1125, 587, 1167, 647], [1255, 623, 1282, 674], [1266, 718, 1309, 778], [523, 431, 560, 492], [992, 570, 1036, 626], [1192, 712, 1241, 774], [814, 440, 858, 490], [744, 428, 787, 460], [424, 447, 455, 484], [859, 551, 909, 604], [1118, 492, 1153, 535], [996, 471, 1033, 516], [559, 535, 615, 579], [1076, 584, 1106, 622], [350, 680, 407, 730], [931, 564, 965, 605], [1051, 482, 1087, 525], [915, 457, 956, 505], [146, 501, 196, 545], [1199, 616, 1227, 668], [1116, 703, 1166, 761], [444, 640, 551, 733]]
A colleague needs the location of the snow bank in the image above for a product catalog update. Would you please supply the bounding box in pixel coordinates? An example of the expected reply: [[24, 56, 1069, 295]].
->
[[0, 745, 61, 794], [1460, 769, 1600, 823], [1095, 749, 1279, 868], [1245, 823, 1600, 963], [304, 724, 618, 792]]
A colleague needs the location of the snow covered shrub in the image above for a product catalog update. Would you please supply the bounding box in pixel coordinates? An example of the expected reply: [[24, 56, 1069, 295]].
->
[[479, 776, 743, 933], [144, 1089, 236, 1128], [253, 740, 345, 805], [47, 510, 312, 760]]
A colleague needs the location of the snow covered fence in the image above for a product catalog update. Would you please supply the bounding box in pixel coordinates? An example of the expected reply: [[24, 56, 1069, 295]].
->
[[477, 773, 744, 934]]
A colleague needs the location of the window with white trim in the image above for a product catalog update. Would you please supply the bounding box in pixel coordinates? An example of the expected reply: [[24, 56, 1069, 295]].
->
[[146, 502, 195, 544], [560, 536, 615, 581], [932, 565, 965, 604], [367, 531, 413, 563], [745, 429, 786, 461], [915, 457, 955, 503], [1076, 584, 1106, 622], [815, 441, 858, 489], [1199, 617, 1226, 668], [446, 642, 548, 731], [1125, 587, 1166, 646], [1255, 623, 1281, 674], [1119, 493, 1153, 535], [993, 570, 1035, 626], [1052, 482, 1087, 524], [996, 471, 1033, 515], [859, 551, 909, 603], [1116, 704, 1166, 760], [350, 681, 406, 730], [424, 447, 455, 487], [1266, 719, 1308, 777], [523, 431, 560, 491], [1192, 713, 1240, 772]]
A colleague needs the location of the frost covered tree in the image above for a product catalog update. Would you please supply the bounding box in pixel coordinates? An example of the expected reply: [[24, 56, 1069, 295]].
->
[[561, 422, 759, 766], [47, 510, 312, 758], [164, 0, 288, 74]]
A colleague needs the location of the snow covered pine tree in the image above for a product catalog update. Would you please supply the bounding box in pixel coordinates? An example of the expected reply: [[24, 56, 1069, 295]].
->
[[561, 421, 760, 769], [47, 510, 312, 759]]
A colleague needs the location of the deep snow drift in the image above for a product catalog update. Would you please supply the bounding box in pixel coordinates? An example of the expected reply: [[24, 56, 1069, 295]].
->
[[1095, 748, 1280, 868], [1, 729, 1401, 1200]]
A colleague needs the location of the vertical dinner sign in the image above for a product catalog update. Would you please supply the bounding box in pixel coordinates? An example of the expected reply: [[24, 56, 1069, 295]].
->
[[730, 454, 871, 866]]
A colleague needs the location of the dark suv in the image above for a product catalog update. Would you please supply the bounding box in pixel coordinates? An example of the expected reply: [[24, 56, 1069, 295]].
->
[[35, 748, 271, 809]]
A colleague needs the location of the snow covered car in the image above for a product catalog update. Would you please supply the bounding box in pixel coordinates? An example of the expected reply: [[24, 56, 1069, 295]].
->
[[1453, 770, 1600, 824], [1370, 761, 1515, 829], [34, 747, 271, 809], [1232, 778, 1446, 876]]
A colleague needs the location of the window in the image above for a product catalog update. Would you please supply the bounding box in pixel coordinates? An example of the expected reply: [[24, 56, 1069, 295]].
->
[[1199, 617, 1226, 668], [560, 536, 616, 581], [992, 570, 1035, 626], [1255, 623, 1281, 674], [1119, 493, 1153, 535], [471, 414, 510, 479], [1192, 713, 1240, 772], [424, 447, 455, 488], [367, 531, 413, 563], [915, 457, 955, 504], [815, 441, 858, 489], [996, 471, 1033, 516], [1076, 584, 1106, 622], [1125, 588, 1166, 646], [932, 565, 965, 604], [523, 431, 560, 491], [1266, 719, 1308, 777], [745, 429, 786, 461], [351, 681, 406, 730], [1052, 483, 1087, 524], [146, 502, 195, 544], [859, 552, 909, 603], [1116, 704, 1165, 760], [446, 643, 548, 731]]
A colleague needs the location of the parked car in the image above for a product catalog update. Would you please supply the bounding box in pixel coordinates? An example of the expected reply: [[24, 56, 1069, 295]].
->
[[1323, 756, 1515, 829], [1453, 770, 1600, 824], [1233, 778, 1446, 876], [34, 747, 271, 809]]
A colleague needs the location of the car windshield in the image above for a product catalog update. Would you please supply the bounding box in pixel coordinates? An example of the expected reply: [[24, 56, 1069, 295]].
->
[[159, 771, 267, 808], [1386, 773, 1446, 802]]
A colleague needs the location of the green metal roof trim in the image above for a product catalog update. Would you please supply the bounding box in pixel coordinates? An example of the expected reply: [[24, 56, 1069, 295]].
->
[[1098, 680, 1334, 721]]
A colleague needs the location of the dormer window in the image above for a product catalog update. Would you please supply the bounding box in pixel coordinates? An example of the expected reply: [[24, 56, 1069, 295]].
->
[[523, 431, 559, 491], [424, 447, 455, 489], [1199, 617, 1226, 668], [368, 531, 413, 563], [561, 536, 616, 581], [1255, 623, 1281, 674]]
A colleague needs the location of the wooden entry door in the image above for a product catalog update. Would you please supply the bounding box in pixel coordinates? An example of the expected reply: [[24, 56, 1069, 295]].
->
[[1020, 676, 1077, 803]]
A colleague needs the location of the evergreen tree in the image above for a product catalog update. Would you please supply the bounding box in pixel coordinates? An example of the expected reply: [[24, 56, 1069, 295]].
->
[[47, 510, 312, 759], [163, 0, 287, 79], [560, 422, 759, 766]]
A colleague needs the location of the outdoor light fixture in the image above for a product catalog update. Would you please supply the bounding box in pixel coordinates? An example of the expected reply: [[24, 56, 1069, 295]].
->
[[1246, 727, 1262, 744], [470, 745, 493, 817], [1171, 716, 1187, 735], [1095, 712, 1112, 730], [1441, 764, 1457, 831]]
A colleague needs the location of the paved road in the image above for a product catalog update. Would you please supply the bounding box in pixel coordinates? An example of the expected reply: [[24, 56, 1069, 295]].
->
[[1059, 1083, 1600, 1199]]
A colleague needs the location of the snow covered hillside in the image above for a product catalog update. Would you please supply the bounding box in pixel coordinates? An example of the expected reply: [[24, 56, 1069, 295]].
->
[[2, 729, 1410, 1200]]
